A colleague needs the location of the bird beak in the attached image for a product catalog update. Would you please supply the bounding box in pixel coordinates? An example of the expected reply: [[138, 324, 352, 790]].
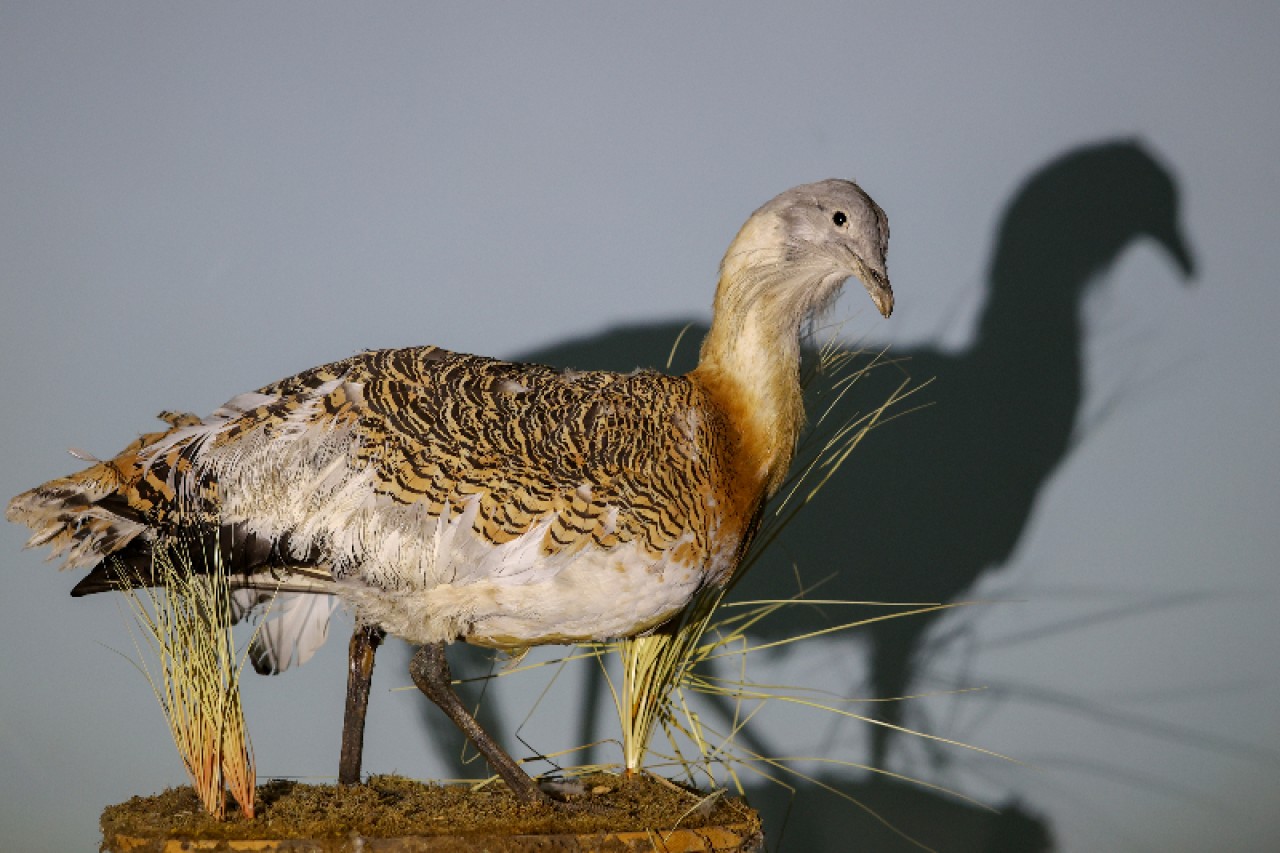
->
[[857, 262, 894, 318]]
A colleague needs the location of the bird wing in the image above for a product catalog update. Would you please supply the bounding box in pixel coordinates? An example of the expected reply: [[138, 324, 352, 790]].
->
[[244, 347, 733, 584], [10, 346, 732, 589]]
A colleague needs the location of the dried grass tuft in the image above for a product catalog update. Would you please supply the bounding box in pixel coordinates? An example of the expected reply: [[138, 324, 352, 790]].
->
[[116, 542, 257, 820]]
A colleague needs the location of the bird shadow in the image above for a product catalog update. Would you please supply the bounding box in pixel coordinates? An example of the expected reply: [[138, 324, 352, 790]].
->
[[423, 139, 1195, 851]]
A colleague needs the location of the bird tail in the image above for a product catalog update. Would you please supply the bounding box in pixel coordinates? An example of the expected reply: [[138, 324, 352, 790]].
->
[[9, 448, 341, 676], [7, 458, 148, 571], [5, 411, 204, 571]]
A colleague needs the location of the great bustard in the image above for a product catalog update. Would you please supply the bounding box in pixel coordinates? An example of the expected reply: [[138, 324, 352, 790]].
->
[[8, 179, 893, 801]]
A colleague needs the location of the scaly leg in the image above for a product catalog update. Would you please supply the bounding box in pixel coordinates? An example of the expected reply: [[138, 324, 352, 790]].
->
[[409, 642, 546, 803], [338, 625, 384, 785]]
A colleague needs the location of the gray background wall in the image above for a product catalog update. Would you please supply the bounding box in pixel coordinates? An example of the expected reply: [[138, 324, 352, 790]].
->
[[2, 4, 1277, 851]]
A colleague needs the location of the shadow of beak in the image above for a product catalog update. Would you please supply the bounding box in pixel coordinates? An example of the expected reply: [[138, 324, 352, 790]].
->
[[1163, 223, 1197, 281]]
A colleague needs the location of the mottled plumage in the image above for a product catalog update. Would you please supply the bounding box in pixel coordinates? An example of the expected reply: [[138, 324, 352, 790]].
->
[[8, 178, 893, 796], [11, 348, 751, 656]]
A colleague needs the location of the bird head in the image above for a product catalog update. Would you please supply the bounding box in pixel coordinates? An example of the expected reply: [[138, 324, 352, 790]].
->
[[717, 179, 894, 328]]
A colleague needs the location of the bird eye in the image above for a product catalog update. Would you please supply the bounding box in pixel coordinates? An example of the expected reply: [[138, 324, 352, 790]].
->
[[832, 211, 847, 227]]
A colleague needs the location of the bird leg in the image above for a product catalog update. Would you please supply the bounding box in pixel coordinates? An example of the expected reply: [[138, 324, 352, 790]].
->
[[409, 642, 547, 803], [338, 624, 384, 785]]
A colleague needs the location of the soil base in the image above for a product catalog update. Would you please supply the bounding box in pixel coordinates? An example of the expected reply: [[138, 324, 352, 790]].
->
[[100, 773, 763, 852]]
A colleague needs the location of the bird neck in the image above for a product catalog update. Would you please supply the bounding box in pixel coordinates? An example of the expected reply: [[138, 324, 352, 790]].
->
[[693, 270, 807, 500]]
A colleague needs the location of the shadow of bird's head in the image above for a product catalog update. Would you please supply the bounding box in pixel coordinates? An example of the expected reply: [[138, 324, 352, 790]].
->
[[991, 139, 1196, 296]]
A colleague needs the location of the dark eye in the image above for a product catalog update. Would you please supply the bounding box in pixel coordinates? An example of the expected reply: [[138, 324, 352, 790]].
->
[[832, 211, 847, 227]]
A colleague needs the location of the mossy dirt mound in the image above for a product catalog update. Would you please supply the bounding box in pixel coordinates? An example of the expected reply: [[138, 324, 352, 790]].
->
[[101, 773, 763, 851]]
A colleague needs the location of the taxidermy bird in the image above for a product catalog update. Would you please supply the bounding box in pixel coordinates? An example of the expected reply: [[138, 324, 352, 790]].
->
[[7, 179, 894, 801]]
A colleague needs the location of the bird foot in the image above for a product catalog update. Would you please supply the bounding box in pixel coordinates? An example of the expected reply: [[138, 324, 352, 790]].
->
[[530, 779, 616, 815]]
